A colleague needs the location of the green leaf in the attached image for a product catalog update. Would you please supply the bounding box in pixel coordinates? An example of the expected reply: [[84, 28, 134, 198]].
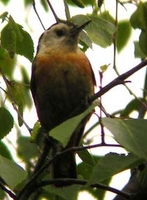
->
[[77, 149, 96, 166], [71, 15, 93, 48], [77, 159, 111, 199], [100, 64, 110, 73], [139, 30, 147, 56], [17, 136, 39, 161], [21, 66, 33, 109], [99, 11, 115, 24], [77, 155, 101, 179], [0, 189, 5, 200], [134, 41, 146, 59], [64, 0, 71, 20], [30, 121, 42, 143], [88, 15, 116, 47], [2, 16, 23, 57], [0, 107, 14, 139], [0, 141, 12, 160], [72, 14, 116, 47], [66, 0, 95, 7], [15, 24, 34, 62], [117, 20, 132, 52], [78, 162, 94, 180], [0, 45, 16, 78], [0, 12, 8, 22], [9, 16, 23, 42], [121, 98, 146, 117], [40, 0, 48, 11], [88, 153, 141, 185], [0, 155, 27, 189], [70, 0, 85, 8], [103, 118, 147, 160], [1, 17, 34, 61], [45, 185, 81, 200], [24, 0, 33, 6], [0, 0, 10, 5], [1, 23, 16, 58], [8, 81, 24, 126], [79, 30, 92, 50], [130, 2, 147, 30], [50, 103, 95, 147]]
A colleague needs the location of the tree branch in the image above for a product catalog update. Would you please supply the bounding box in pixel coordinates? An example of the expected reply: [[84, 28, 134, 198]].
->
[[0, 182, 16, 199], [89, 59, 147, 102], [69, 59, 147, 117], [37, 179, 131, 199]]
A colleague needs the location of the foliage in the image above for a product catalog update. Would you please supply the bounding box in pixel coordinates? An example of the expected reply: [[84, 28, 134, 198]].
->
[[0, 0, 147, 200]]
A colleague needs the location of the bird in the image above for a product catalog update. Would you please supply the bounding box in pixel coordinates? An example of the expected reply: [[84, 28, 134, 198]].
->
[[30, 20, 96, 186]]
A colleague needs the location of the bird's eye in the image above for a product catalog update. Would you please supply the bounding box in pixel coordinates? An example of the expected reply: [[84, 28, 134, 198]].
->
[[56, 29, 65, 37]]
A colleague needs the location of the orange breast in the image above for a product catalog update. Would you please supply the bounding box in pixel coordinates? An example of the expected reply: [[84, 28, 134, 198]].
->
[[32, 50, 95, 131]]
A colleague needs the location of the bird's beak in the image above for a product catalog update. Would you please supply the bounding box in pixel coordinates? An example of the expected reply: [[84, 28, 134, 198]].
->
[[70, 20, 91, 36]]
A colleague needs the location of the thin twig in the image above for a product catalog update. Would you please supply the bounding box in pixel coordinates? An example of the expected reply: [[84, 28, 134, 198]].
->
[[99, 71, 106, 144], [0, 182, 16, 199], [113, 0, 118, 74], [32, 0, 46, 30], [46, 0, 60, 22]]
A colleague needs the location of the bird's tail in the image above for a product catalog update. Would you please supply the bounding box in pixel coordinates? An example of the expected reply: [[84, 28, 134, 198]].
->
[[51, 116, 91, 187], [52, 149, 77, 187]]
